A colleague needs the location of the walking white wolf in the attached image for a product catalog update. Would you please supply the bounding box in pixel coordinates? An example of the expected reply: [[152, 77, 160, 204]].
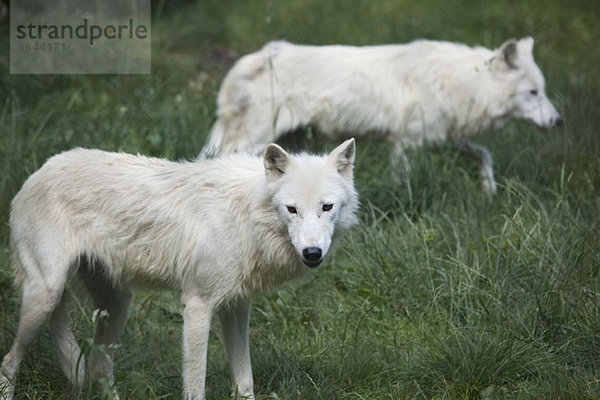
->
[[0, 139, 358, 400], [201, 37, 562, 195]]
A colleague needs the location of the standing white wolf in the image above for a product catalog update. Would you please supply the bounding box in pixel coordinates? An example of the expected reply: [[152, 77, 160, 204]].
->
[[0, 139, 358, 400], [201, 37, 562, 195]]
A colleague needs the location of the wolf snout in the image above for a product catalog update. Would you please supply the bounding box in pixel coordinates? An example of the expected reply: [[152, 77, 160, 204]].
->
[[553, 115, 563, 127], [302, 247, 323, 268], [536, 114, 563, 130]]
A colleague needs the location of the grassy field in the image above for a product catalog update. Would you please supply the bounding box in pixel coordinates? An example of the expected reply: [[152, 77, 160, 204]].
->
[[1, 0, 600, 398]]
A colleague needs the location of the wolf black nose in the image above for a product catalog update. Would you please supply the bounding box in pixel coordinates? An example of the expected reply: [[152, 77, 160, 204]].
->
[[302, 247, 323, 267], [555, 116, 563, 127]]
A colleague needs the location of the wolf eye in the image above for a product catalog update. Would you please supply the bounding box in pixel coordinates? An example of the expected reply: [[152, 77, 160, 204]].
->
[[530, 89, 538, 96], [286, 206, 297, 214], [322, 203, 333, 212]]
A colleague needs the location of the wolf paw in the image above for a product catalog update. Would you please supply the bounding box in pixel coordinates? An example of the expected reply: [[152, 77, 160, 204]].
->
[[481, 178, 498, 196], [0, 373, 15, 400]]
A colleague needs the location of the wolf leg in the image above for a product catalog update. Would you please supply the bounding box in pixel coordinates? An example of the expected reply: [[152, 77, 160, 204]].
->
[[1, 246, 68, 400], [48, 292, 85, 390], [79, 266, 133, 399], [182, 295, 214, 400], [221, 299, 254, 399], [390, 142, 411, 185], [455, 142, 497, 195]]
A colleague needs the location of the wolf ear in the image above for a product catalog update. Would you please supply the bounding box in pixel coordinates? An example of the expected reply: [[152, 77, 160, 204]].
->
[[498, 39, 519, 69], [264, 143, 291, 179], [517, 36, 534, 56], [328, 138, 356, 179]]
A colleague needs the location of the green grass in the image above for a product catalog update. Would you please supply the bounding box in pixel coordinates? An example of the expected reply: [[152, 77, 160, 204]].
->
[[1, 0, 600, 398]]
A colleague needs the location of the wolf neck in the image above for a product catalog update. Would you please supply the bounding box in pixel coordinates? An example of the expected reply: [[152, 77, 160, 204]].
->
[[445, 58, 514, 140], [237, 184, 305, 297]]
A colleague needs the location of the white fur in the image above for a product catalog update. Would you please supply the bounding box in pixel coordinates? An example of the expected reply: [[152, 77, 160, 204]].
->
[[201, 37, 562, 195], [0, 139, 358, 400]]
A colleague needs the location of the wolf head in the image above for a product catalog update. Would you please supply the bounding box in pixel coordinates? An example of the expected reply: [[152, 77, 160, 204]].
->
[[264, 139, 359, 268], [490, 37, 562, 129]]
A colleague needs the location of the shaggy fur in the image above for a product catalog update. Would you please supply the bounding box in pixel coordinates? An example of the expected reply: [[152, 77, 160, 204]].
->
[[201, 37, 562, 195], [0, 140, 358, 400]]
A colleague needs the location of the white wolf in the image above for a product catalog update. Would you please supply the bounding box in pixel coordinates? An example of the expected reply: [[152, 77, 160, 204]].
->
[[0, 139, 358, 400], [201, 37, 562, 195]]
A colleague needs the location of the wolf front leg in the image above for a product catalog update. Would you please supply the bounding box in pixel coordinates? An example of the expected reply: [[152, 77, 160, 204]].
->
[[390, 141, 411, 186], [220, 299, 254, 399], [455, 142, 498, 195], [182, 295, 215, 400]]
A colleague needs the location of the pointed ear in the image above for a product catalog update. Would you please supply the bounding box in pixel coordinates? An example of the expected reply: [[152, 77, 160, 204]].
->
[[264, 143, 291, 180], [492, 39, 518, 70], [517, 36, 534, 56], [500, 39, 519, 68], [328, 138, 356, 179]]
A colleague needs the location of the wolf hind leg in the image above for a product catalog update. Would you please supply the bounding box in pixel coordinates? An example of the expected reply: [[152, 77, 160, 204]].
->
[[79, 266, 132, 399], [1, 246, 70, 400], [48, 292, 85, 390]]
